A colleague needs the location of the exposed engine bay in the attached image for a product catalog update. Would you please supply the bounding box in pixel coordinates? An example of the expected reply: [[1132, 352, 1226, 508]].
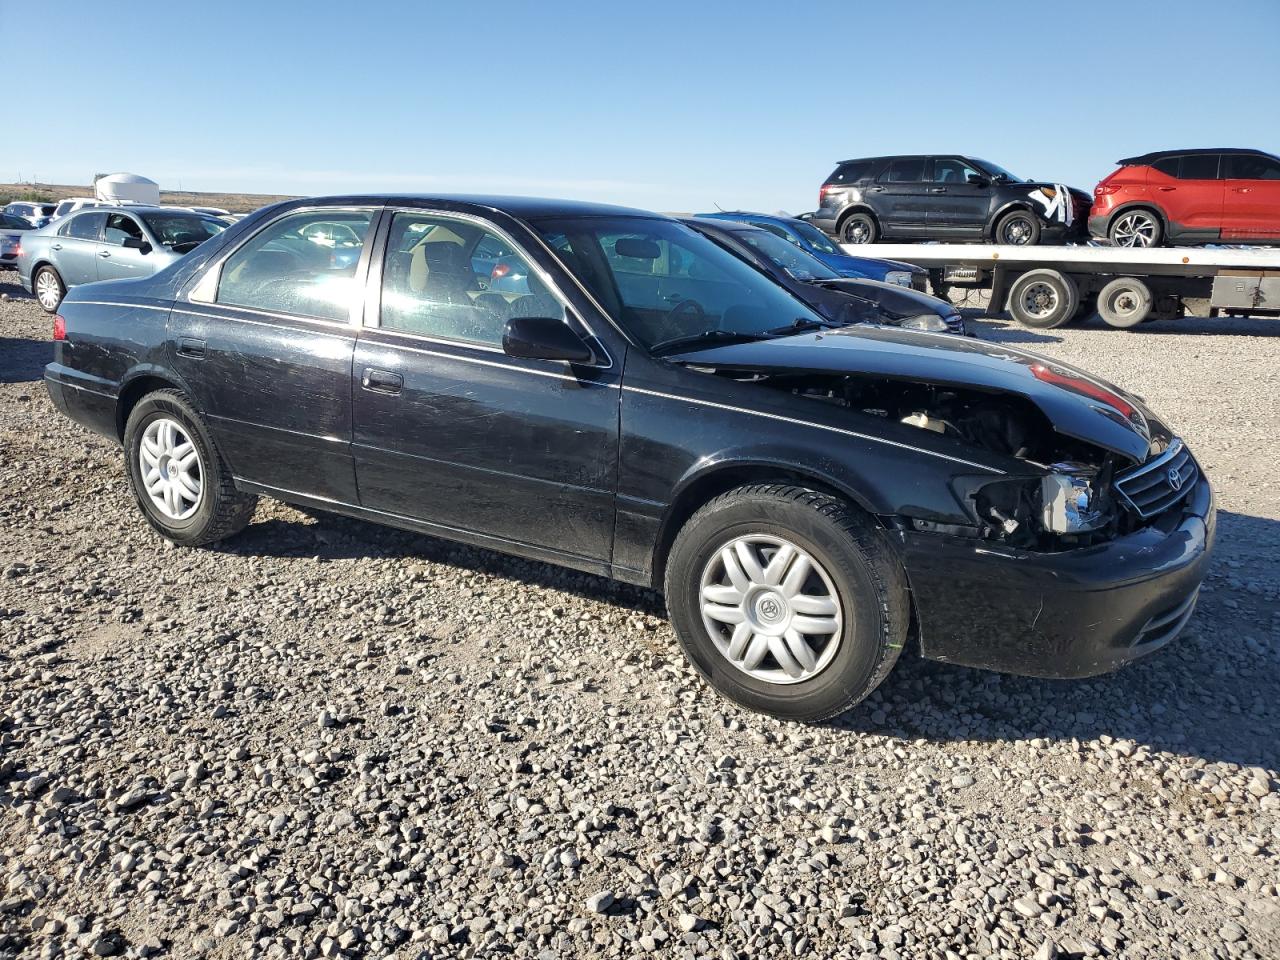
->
[[713, 369, 1139, 550]]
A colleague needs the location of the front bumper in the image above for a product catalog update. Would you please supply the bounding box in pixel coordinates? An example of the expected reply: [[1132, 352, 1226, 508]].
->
[[899, 477, 1214, 679]]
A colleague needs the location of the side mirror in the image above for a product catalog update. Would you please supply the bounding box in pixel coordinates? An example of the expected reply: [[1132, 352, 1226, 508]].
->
[[122, 236, 151, 253], [966, 174, 990, 187], [502, 315, 596, 364]]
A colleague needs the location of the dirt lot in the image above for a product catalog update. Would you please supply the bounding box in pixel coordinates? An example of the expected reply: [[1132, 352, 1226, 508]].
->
[[0, 184, 295, 215], [0, 276, 1277, 960]]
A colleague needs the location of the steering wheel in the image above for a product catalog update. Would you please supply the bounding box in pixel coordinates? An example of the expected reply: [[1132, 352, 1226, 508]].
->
[[657, 298, 707, 341]]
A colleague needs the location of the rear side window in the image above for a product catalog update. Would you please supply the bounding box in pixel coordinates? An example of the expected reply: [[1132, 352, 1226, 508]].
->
[[827, 160, 872, 184], [879, 158, 926, 182], [1151, 157, 1180, 177], [216, 209, 374, 322], [1179, 154, 1220, 180], [1227, 154, 1280, 180], [64, 212, 106, 240]]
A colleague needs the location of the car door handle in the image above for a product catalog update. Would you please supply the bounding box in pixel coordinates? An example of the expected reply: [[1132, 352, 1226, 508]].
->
[[176, 337, 206, 359], [361, 368, 403, 395], [1157, 186, 1176, 192], [927, 187, 947, 194], [867, 186, 885, 193], [51, 243, 62, 251], [98, 250, 112, 258], [1233, 187, 1251, 193]]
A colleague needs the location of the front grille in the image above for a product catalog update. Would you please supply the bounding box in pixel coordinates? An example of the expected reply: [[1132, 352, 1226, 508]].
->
[[1114, 439, 1197, 519], [1130, 588, 1199, 649]]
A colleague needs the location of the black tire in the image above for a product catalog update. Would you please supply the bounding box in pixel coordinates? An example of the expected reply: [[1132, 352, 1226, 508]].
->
[[1006, 269, 1079, 329], [995, 209, 1042, 246], [34, 265, 65, 313], [1108, 208, 1164, 248], [1097, 277, 1153, 329], [840, 212, 878, 244], [664, 484, 909, 722], [123, 389, 258, 546]]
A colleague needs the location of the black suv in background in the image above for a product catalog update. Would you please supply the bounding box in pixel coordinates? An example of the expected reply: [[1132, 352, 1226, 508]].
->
[[812, 156, 1090, 246]]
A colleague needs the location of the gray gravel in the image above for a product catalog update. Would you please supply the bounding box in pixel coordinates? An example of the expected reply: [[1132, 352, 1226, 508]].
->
[[1, 275, 1278, 959]]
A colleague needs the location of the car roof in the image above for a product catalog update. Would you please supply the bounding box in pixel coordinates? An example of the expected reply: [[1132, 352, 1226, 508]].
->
[[277, 194, 663, 221], [1118, 148, 1277, 165]]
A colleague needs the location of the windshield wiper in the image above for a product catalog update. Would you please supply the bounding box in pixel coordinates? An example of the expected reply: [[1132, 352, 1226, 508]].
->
[[650, 329, 767, 356], [764, 317, 840, 336]]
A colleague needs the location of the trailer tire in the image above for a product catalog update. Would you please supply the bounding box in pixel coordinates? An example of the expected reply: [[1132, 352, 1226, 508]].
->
[[1098, 277, 1153, 329], [1007, 269, 1078, 329]]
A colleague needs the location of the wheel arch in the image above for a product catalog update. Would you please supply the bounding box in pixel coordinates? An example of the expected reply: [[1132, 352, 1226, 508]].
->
[[116, 367, 200, 441], [1105, 201, 1168, 234], [984, 201, 1037, 240], [835, 204, 880, 236], [649, 457, 890, 591]]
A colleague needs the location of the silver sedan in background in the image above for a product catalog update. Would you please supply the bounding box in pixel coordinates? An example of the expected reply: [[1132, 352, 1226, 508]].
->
[[18, 206, 229, 312], [0, 213, 34, 271]]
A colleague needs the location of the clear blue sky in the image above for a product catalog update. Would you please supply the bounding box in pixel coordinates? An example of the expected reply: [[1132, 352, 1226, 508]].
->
[[12, 0, 1279, 213]]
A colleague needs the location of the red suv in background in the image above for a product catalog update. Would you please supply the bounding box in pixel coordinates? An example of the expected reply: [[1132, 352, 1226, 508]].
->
[[1089, 148, 1280, 247]]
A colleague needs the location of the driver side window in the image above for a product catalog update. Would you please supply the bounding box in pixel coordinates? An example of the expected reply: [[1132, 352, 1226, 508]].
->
[[931, 159, 981, 183], [104, 214, 144, 246]]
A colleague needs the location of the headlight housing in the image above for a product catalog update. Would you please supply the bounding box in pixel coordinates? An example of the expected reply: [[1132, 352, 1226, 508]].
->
[[1039, 463, 1109, 534], [884, 270, 913, 287], [899, 313, 949, 333]]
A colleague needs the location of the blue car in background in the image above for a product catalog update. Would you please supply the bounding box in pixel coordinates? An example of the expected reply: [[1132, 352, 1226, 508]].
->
[[695, 212, 927, 289]]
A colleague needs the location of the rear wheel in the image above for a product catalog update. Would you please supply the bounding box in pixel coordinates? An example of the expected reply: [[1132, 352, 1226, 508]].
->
[[1109, 209, 1163, 247], [124, 389, 258, 546], [1097, 276, 1153, 328], [840, 212, 878, 245], [995, 209, 1041, 246], [664, 484, 909, 721], [34, 266, 65, 313], [1006, 269, 1079, 329]]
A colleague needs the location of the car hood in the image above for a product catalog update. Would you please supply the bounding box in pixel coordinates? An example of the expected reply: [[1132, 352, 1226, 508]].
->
[[816, 251, 925, 277], [813, 278, 956, 320], [669, 326, 1169, 463]]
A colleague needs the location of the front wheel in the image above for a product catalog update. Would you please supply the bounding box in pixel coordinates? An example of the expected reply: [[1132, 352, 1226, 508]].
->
[[123, 389, 258, 546], [664, 484, 909, 721], [34, 266, 65, 313], [840, 212, 878, 244], [996, 210, 1042, 246]]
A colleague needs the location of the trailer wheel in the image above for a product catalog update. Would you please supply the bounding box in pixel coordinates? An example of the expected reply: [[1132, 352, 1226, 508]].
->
[[1007, 269, 1078, 329], [1098, 277, 1153, 329]]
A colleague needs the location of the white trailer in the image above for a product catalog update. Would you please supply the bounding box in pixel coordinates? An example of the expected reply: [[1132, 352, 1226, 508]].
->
[[848, 242, 1280, 329]]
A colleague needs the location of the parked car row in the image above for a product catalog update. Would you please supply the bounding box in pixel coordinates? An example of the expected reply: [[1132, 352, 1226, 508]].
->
[[811, 149, 1280, 248], [43, 194, 1213, 720]]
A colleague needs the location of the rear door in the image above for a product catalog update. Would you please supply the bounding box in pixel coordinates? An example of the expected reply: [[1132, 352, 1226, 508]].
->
[[924, 157, 989, 237], [1222, 153, 1280, 240], [170, 205, 380, 503], [350, 208, 620, 565], [869, 157, 931, 237], [98, 212, 154, 281], [1154, 154, 1225, 236], [54, 211, 107, 285]]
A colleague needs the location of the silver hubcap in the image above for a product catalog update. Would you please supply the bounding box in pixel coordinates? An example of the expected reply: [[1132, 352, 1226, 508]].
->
[[1020, 281, 1060, 319], [139, 418, 203, 520], [1113, 213, 1156, 247], [36, 271, 60, 310], [699, 535, 843, 685]]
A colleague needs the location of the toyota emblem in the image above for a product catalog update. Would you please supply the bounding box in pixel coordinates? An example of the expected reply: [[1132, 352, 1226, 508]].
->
[[1167, 467, 1183, 491]]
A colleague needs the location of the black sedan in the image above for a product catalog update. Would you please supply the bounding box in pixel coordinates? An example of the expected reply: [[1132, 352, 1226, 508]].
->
[[44, 195, 1213, 721], [681, 216, 965, 334]]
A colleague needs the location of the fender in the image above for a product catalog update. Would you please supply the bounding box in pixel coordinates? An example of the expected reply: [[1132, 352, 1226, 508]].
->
[[985, 199, 1038, 238]]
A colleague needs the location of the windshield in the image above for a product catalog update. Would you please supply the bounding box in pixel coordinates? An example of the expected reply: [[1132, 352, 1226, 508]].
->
[[789, 220, 841, 255], [734, 229, 840, 281], [973, 159, 1024, 183], [140, 213, 227, 249], [533, 216, 824, 351]]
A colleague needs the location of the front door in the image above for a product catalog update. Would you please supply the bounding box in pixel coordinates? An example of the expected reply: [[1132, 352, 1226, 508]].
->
[[170, 206, 380, 503], [924, 157, 990, 238], [98, 212, 154, 281], [869, 157, 931, 237], [351, 210, 620, 566], [1155, 153, 1225, 235], [1222, 153, 1280, 241]]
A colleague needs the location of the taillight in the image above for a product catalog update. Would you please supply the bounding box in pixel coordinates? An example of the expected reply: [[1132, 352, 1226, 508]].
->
[[1095, 184, 1120, 196], [491, 263, 511, 280], [819, 184, 838, 205], [52, 315, 66, 341]]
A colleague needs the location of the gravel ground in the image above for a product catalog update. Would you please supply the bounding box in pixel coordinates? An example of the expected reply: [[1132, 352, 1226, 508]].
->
[[1, 276, 1277, 960]]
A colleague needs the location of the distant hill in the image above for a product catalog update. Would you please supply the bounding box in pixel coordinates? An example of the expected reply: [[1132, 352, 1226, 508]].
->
[[0, 183, 298, 214]]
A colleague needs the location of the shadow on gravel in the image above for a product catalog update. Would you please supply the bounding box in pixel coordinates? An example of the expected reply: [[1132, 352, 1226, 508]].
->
[[0, 335, 51, 384], [829, 508, 1280, 771], [223, 513, 667, 618]]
